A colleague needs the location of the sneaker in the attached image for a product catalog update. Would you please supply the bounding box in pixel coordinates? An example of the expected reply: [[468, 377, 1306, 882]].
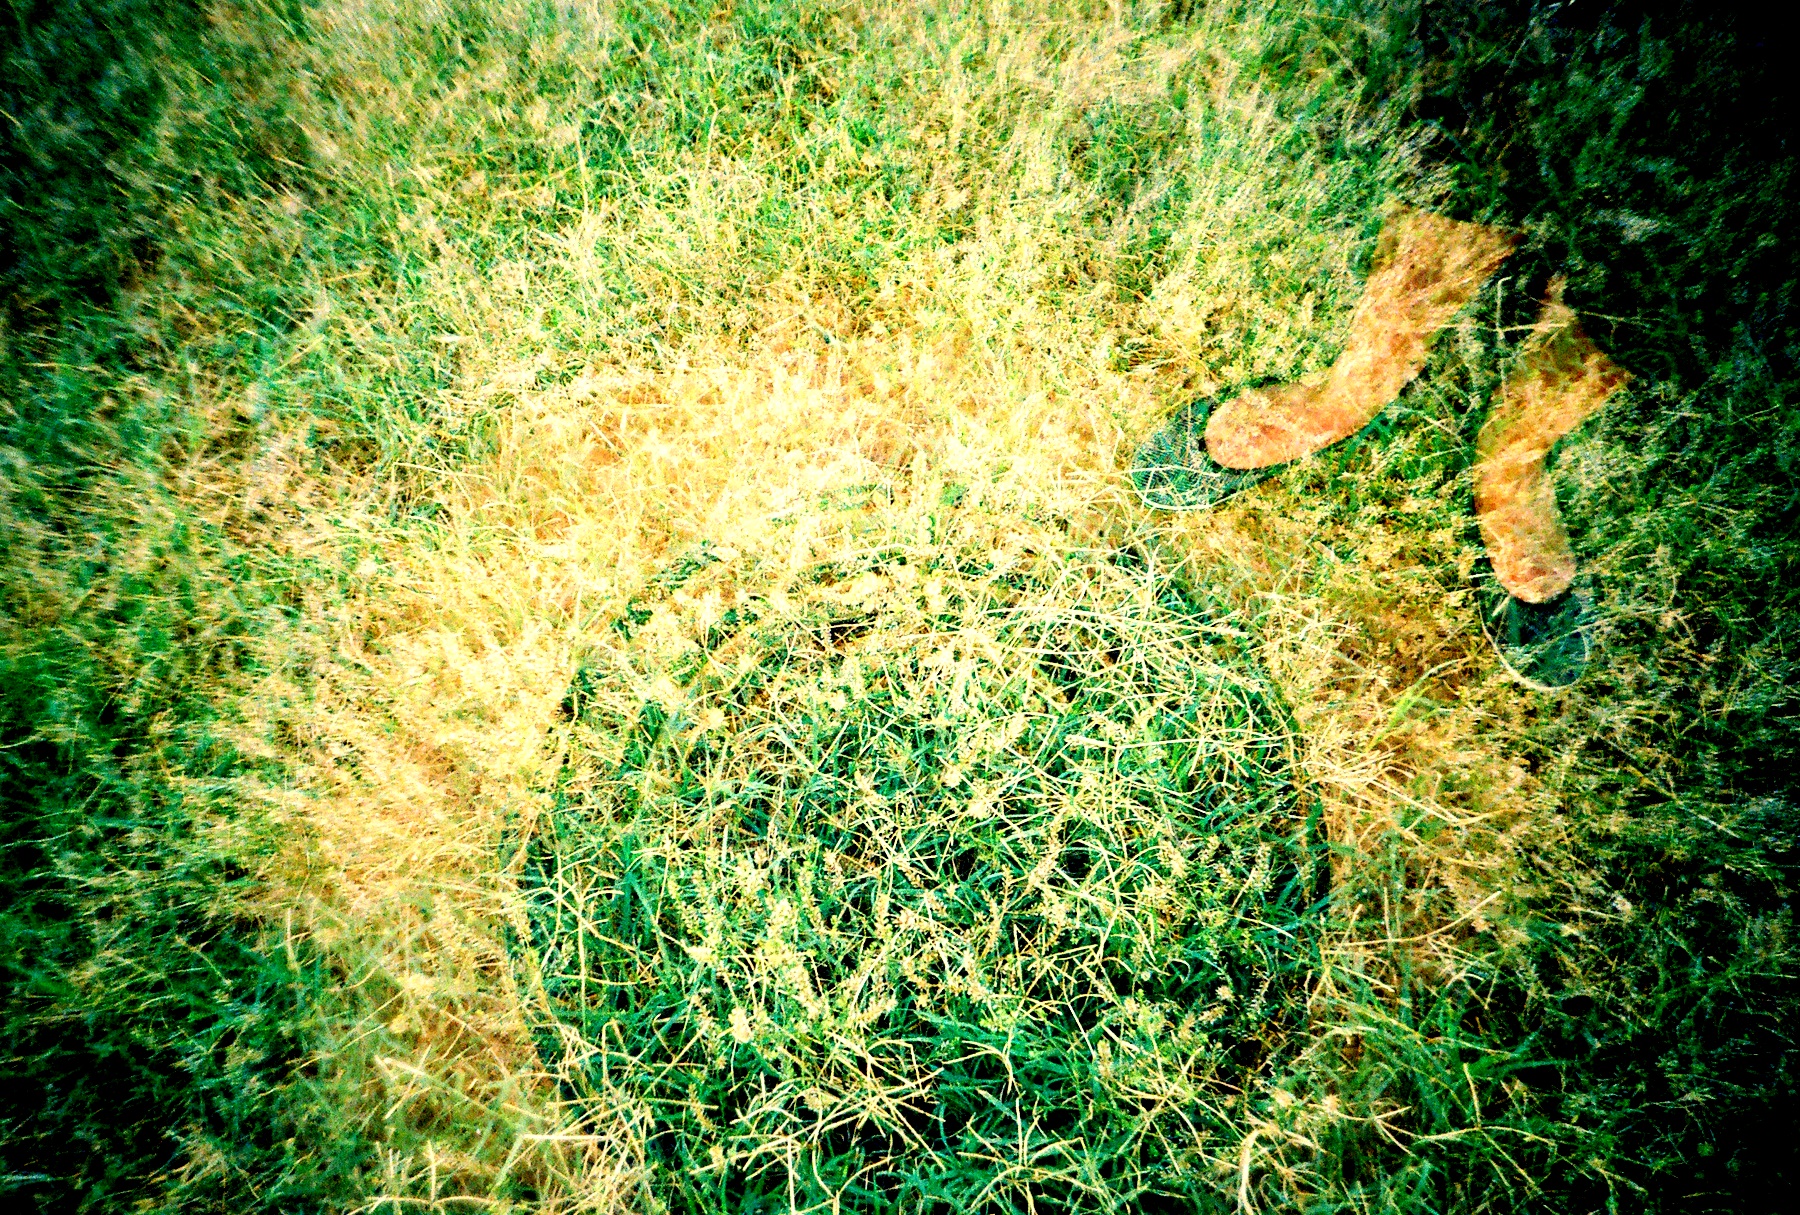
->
[[1129, 396, 1275, 511], [1475, 569, 1594, 690]]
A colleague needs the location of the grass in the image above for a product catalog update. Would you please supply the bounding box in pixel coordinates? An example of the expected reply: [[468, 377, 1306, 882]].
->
[[529, 503, 1321, 1209], [2, 0, 1794, 1211]]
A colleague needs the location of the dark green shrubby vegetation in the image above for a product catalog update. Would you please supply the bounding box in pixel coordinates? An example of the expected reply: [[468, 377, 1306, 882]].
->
[[531, 534, 1323, 1210]]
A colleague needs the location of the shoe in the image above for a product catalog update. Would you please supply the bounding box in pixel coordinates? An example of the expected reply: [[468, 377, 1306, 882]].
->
[[1474, 277, 1630, 603], [1129, 395, 1275, 511], [1475, 568, 1594, 690]]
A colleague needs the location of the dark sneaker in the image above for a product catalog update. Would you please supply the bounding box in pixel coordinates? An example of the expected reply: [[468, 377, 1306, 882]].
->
[[1130, 397, 1274, 512], [1475, 571, 1594, 689]]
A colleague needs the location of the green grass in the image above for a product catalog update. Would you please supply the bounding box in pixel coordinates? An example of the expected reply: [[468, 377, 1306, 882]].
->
[[1, 3, 354, 1210], [528, 508, 1321, 1209], [2, 0, 1795, 1211]]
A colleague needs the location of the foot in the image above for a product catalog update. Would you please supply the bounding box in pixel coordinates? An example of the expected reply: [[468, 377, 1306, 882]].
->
[[1474, 279, 1629, 602], [1205, 207, 1520, 469]]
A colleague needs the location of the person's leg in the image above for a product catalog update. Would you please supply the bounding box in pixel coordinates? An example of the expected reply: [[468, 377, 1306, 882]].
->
[[1204, 206, 1519, 469], [1130, 205, 1519, 512], [1474, 277, 1629, 603]]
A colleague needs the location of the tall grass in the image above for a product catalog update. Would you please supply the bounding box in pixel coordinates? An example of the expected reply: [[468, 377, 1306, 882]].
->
[[2, 0, 1793, 1210], [0, 2, 356, 1209]]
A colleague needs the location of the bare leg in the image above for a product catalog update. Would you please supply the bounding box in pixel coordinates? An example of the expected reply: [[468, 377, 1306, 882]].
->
[[1205, 206, 1519, 469], [1475, 278, 1629, 603]]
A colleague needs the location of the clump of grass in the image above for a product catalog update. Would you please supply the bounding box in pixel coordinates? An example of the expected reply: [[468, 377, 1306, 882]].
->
[[524, 491, 1322, 1209]]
